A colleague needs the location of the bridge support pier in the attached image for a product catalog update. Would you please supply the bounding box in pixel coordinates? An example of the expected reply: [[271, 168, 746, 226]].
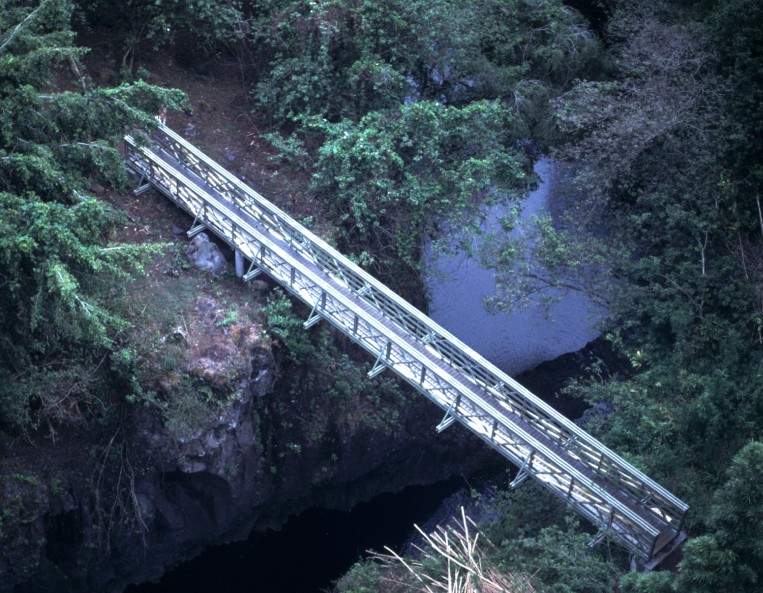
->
[[235, 250, 245, 278]]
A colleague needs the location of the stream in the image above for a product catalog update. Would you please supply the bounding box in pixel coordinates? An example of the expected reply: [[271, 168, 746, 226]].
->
[[128, 159, 604, 593]]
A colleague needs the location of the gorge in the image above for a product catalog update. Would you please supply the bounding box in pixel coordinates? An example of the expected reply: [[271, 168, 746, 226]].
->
[[123, 154, 609, 593], [3, 1, 761, 591]]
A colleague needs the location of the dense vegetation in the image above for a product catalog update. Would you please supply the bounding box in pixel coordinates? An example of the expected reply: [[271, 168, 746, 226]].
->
[[251, 0, 599, 284], [0, 0, 761, 591], [0, 0, 186, 433], [242, 0, 763, 591]]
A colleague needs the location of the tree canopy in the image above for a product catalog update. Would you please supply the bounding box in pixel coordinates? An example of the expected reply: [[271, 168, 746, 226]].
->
[[249, 0, 599, 286], [0, 0, 185, 431]]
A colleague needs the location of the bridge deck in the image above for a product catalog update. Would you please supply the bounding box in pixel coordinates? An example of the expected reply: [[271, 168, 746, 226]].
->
[[124, 125, 688, 566]]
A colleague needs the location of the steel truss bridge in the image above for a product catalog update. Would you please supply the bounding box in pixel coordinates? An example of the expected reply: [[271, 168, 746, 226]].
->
[[124, 124, 688, 568]]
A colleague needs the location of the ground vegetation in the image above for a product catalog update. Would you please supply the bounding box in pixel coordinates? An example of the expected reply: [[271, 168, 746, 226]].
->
[[0, 0, 186, 434]]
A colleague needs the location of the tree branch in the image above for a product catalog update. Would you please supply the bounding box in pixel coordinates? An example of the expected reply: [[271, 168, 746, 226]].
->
[[0, 1, 48, 56]]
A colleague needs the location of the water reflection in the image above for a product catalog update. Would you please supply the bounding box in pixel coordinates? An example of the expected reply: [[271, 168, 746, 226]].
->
[[425, 159, 604, 375]]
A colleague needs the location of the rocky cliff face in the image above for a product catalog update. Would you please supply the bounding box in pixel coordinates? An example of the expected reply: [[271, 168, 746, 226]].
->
[[0, 290, 495, 593]]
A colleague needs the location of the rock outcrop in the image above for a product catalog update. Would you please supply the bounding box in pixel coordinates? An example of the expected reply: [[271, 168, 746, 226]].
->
[[0, 295, 494, 593], [185, 233, 228, 275]]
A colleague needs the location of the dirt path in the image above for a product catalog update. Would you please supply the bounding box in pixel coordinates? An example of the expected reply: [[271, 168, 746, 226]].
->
[[76, 35, 321, 229], [140, 56, 302, 204]]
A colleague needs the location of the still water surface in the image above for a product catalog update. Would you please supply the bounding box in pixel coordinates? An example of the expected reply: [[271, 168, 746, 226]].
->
[[426, 159, 604, 375]]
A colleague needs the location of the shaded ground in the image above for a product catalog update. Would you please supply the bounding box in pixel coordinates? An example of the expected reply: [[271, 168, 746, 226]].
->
[[88, 42, 320, 227], [0, 44, 291, 490]]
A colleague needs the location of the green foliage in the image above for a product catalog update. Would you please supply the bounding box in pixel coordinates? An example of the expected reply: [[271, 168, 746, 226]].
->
[[710, 442, 763, 559], [487, 6, 726, 321], [76, 0, 246, 74], [251, 0, 598, 127], [250, 0, 599, 286], [0, 471, 46, 573], [525, 1, 763, 588], [675, 442, 763, 593], [710, 0, 763, 193], [480, 483, 619, 593], [250, 0, 594, 277], [483, 481, 568, 541], [113, 348, 231, 443], [502, 524, 617, 593], [632, 440, 763, 593], [620, 570, 676, 593], [333, 560, 386, 593], [0, 361, 111, 436], [0, 0, 186, 432], [251, 0, 428, 124], [546, 0, 763, 475], [568, 332, 763, 534], [309, 100, 529, 272], [258, 288, 409, 443], [158, 378, 220, 441], [261, 288, 314, 360], [675, 536, 737, 593]]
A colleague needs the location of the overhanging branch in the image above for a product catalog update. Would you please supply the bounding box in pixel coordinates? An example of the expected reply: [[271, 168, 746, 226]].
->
[[0, 1, 48, 56]]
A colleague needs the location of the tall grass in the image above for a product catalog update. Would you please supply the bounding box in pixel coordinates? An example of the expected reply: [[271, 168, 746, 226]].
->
[[374, 507, 534, 593]]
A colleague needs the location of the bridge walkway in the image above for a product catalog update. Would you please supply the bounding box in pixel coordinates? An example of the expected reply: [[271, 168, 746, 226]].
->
[[124, 125, 688, 568]]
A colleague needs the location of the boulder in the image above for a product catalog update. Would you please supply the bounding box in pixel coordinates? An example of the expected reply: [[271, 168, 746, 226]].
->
[[185, 232, 228, 275]]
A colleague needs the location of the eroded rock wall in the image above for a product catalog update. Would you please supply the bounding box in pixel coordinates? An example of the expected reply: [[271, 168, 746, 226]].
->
[[1, 314, 494, 593]]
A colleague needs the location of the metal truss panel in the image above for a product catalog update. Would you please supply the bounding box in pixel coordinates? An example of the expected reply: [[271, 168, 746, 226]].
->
[[124, 128, 688, 564], [144, 127, 687, 524]]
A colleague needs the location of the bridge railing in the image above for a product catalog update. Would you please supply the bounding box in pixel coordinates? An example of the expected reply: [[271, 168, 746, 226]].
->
[[125, 128, 687, 561], [147, 126, 688, 533]]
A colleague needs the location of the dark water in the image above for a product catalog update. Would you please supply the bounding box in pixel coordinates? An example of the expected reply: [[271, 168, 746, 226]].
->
[[125, 478, 466, 593], [426, 159, 604, 376]]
